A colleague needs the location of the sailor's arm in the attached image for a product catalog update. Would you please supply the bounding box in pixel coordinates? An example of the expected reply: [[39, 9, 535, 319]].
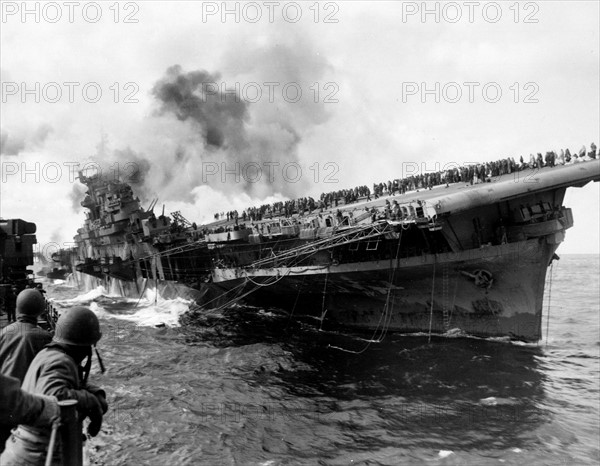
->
[[35, 358, 103, 412], [34, 359, 107, 436], [0, 374, 59, 427]]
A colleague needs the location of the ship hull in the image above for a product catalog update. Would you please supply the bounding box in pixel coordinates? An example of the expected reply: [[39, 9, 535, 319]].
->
[[211, 238, 557, 341], [66, 238, 555, 342]]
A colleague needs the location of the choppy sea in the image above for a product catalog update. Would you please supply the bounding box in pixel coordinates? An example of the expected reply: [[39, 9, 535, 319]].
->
[[43, 255, 599, 466]]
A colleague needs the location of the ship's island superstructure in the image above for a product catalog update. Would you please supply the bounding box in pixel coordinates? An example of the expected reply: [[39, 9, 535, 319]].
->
[[54, 154, 600, 341]]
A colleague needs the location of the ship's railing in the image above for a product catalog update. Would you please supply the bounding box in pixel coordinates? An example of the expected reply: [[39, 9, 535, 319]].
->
[[246, 220, 393, 269], [43, 297, 59, 331]]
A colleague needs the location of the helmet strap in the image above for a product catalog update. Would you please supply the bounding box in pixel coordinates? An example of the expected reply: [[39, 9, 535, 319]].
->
[[94, 345, 106, 374], [81, 347, 92, 385]]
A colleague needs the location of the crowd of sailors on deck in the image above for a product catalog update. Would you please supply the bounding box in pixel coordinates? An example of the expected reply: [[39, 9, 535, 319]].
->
[[213, 143, 596, 222]]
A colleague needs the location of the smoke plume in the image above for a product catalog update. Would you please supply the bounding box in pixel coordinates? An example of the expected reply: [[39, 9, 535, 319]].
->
[[148, 55, 322, 200], [152, 66, 249, 150], [68, 35, 335, 223]]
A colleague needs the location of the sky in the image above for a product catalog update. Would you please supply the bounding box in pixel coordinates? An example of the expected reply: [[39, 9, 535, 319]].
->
[[1, 0, 599, 256]]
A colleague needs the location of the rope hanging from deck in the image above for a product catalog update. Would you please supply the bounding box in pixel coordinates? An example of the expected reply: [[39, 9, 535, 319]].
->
[[205, 270, 294, 315], [427, 256, 437, 343], [545, 262, 555, 348], [329, 228, 403, 354], [319, 273, 328, 331]]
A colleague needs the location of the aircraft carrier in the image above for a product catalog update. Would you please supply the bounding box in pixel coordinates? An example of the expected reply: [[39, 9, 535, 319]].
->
[[47, 152, 600, 342]]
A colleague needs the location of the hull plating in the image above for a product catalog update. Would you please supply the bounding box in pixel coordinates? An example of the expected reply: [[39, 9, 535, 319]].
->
[[211, 239, 556, 341]]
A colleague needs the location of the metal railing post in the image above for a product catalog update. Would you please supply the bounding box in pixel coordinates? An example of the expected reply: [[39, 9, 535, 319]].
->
[[58, 400, 82, 466]]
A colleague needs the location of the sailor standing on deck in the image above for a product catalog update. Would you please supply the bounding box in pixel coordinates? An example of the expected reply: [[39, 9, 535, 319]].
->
[[0, 289, 52, 450], [0, 289, 51, 382], [1, 306, 108, 466], [3, 286, 18, 323]]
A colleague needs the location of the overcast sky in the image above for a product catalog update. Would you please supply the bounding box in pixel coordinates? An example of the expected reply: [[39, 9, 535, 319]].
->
[[1, 1, 598, 255]]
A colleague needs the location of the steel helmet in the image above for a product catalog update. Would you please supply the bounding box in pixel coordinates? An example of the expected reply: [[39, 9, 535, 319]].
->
[[53, 306, 102, 346], [16, 289, 46, 317]]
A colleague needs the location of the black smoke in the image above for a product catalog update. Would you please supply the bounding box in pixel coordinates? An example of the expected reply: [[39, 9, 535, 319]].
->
[[67, 146, 154, 214], [113, 147, 151, 193], [152, 65, 248, 150]]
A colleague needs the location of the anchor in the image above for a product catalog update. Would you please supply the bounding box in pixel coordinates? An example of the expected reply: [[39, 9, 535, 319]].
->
[[461, 269, 494, 289]]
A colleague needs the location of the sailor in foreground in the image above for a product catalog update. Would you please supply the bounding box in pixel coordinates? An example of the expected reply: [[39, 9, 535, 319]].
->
[[0, 374, 61, 454], [0, 289, 52, 451], [1, 306, 108, 466]]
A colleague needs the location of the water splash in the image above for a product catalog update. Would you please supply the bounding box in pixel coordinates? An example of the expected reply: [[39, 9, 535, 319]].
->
[[110, 287, 192, 327], [57, 285, 108, 304], [52, 284, 192, 328]]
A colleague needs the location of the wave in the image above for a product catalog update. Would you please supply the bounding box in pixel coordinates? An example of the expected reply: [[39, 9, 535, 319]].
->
[[56, 285, 109, 304], [53, 286, 192, 328]]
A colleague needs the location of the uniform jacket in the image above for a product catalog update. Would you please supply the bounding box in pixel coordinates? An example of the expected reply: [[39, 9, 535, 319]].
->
[[1, 345, 104, 461], [0, 316, 52, 383], [20, 346, 105, 435]]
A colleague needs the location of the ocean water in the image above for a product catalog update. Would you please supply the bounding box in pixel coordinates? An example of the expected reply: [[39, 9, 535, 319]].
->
[[43, 255, 599, 466]]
